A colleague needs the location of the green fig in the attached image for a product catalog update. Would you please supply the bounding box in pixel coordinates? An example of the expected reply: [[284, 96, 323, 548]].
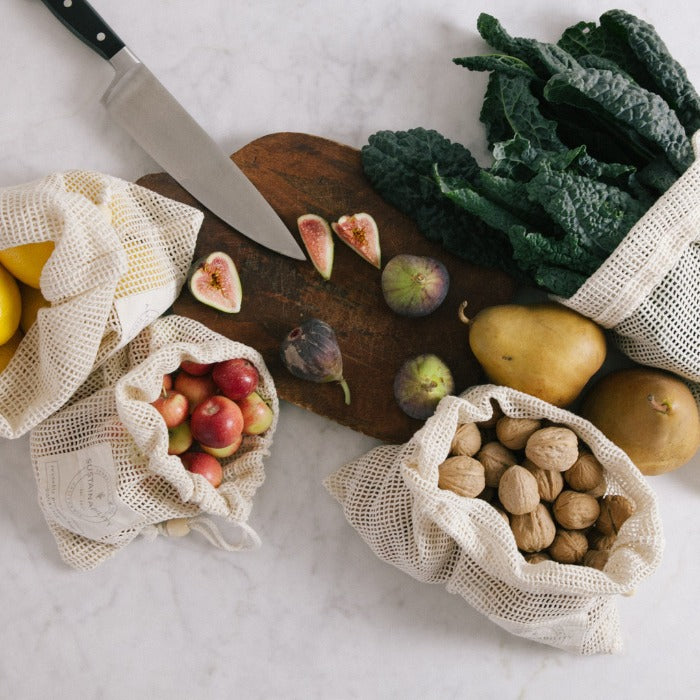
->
[[393, 353, 454, 420], [331, 212, 381, 268], [280, 318, 351, 404], [459, 301, 606, 407], [381, 254, 449, 317], [188, 251, 242, 313]]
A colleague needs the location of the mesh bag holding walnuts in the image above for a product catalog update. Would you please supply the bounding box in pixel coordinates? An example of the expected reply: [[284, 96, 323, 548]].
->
[[556, 131, 700, 405], [325, 385, 664, 655], [29, 315, 278, 571], [0, 170, 202, 439]]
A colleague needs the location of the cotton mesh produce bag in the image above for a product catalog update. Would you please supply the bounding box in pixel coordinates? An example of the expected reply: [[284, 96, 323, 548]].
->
[[556, 131, 700, 404], [325, 385, 664, 654], [0, 170, 202, 439], [29, 314, 278, 570]]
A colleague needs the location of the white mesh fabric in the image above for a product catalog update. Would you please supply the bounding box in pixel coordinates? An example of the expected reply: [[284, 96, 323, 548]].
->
[[0, 171, 202, 438], [325, 385, 664, 655], [30, 315, 278, 571], [557, 132, 700, 404]]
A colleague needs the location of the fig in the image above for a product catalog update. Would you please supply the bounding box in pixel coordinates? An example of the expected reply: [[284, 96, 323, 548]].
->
[[393, 353, 454, 420], [188, 251, 242, 313], [381, 254, 449, 317], [331, 212, 381, 268], [580, 367, 700, 475], [280, 318, 351, 404], [297, 214, 334, 280]]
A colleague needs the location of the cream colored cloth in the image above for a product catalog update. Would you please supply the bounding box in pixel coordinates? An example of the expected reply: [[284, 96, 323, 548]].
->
[[325, 385, 664, 654], [30, 315, 278, 571], [557, 132, 700, 404], [0, 170, 202, 438]]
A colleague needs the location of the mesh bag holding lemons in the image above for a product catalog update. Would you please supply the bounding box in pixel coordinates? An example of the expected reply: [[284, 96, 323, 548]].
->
[[0, 170, 202, 438]]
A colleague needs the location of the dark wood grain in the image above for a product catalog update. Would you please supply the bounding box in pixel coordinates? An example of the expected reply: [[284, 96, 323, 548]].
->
[[136, 132, 517, 443]]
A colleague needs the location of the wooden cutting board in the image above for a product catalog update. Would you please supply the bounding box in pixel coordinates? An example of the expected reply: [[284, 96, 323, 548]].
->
[[136, 132, 517, 443]]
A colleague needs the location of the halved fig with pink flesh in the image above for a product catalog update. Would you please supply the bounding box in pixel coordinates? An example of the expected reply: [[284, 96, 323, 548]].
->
[[188, 251, 242, 313], [297, 213, 334, 280], [331, 212, 381, 269]]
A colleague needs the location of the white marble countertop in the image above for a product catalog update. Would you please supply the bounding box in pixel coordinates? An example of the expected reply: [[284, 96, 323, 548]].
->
[[2, 0, 700, 697]]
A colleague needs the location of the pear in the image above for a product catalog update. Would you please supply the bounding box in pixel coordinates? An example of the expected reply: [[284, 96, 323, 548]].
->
[[581, 368, 700, 475], [460, 301, 606, 407]]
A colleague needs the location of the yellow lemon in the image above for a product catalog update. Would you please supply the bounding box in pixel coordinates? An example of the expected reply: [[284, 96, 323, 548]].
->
[[0, 329, 22, 373], [0, 241, 55, 289], [20, 283, 51, 333], [0, 264, 21, 345]]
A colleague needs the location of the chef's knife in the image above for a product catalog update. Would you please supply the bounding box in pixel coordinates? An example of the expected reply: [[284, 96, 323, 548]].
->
[[39, 0, 306, 260]]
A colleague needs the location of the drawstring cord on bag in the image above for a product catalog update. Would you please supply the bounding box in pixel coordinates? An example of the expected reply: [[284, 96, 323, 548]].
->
[[142, 516, 262, 551]]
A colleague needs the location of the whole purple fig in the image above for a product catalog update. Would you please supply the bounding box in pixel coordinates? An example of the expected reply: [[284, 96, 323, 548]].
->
[[280, 318, 351, 404]]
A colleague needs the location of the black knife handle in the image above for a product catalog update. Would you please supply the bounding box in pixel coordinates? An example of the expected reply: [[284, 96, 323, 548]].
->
[[40, 0, 125, 61]]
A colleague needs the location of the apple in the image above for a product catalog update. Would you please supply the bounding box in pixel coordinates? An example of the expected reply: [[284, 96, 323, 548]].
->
[[238, 391, 273, 435], [201, 432, 243, 458], [162, 373, 173, 391], [181, 451, 223, 488], [175, 370, 217, 413], [168, 421, 193, 455], [212, 357, 259, 401], [190, 394, 243, 448], [152, 390, 189, 428], [180, 360, 213, 376]]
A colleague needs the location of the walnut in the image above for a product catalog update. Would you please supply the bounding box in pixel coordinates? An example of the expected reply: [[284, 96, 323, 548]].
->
[[596, 495, 635, 535], [495, 416, 542, 450], [525, 426, 579, 471], [438, 456, 485, 498], [524, 458, 564, 502], [510, 503, 556, 553], [549, 529, 588, 564], [476, 441, 517, 488], [524, 551, 552, 564], [450, 422, 482, 457], [553, 490, 600, 529], [565, 452, 605, 492], [498, 464, 540, 515], [492, 505, 510, 525], [583, 549, 610, 571], [588, 528, 617, 551]]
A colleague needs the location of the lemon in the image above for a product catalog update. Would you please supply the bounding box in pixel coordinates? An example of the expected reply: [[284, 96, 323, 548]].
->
[[0, 329, 22, 373], [0, 264, 21, 345], [20, 283, 51, 333], [0, 241, 55, 289]]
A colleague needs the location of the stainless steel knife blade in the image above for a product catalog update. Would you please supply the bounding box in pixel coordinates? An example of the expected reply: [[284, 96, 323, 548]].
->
[[39, 0, 306, 260]]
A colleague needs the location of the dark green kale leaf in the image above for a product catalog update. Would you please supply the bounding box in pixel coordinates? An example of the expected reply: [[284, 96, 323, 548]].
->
[[453, 54, 536, 79], [544, 67, 693, 174], [360, 128, 521, 274], [600, 9, 700, 136]]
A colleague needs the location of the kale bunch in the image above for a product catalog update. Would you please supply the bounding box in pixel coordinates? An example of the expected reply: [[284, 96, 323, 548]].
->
[[361, 10, 700, 296]]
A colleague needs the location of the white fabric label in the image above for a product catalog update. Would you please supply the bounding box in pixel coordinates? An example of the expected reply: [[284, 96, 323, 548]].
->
[[36, 442, 142, 540], [113, 280, 178, 351]]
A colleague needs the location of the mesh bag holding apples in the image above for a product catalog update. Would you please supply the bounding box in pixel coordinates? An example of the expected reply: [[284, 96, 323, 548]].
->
[[29, 314, 278, 571], [0, 170, 202, 439], [325, 385, 664, 655]]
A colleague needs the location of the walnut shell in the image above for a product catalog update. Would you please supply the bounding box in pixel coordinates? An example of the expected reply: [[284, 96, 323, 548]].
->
[[565, 452, 605, 492], [524, 551, 551, 564], [450, 422, 482, 457], [596, 495, 635, 535], [588, 528, 617, 551], [438, 456, 485, 498], [549, 529, 588, 564], [525, 426, 579, 471], [553, 490, 601, 529], [495, 416, 542, 450], [476, 441, 517, 488], [498, 465, 540, 515], [524, 459, 564, 502], [583, 549, 610, 571], [510, 503, 556, 553]]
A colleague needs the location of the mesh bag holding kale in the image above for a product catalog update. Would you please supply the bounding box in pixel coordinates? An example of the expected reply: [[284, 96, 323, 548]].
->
[[0, 170, 201, 439], [325, 385, 664, 655], [30, 315, 278, 571]]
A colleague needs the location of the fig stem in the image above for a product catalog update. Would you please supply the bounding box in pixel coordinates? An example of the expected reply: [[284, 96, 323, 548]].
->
[[458, 300, 471, 325], [338, 378, 351, 405]]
